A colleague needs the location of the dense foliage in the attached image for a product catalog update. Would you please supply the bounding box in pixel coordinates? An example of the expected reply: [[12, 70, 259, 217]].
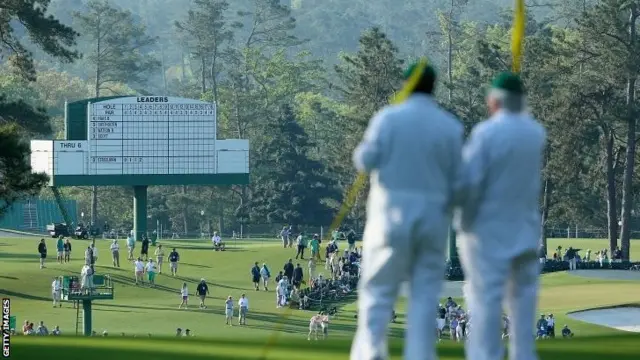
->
[[2, 0, 640, 259]]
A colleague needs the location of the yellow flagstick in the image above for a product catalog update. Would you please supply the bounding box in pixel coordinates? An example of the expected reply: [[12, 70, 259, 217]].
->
[[511, 0, 526, 73], [257, 58, 429, 360]]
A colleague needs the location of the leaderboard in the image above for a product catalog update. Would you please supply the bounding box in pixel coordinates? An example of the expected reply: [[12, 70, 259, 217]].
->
[[87, 97, 217, 175]]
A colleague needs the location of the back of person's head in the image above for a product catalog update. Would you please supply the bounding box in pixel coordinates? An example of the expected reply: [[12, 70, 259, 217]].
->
[[402, 60, 437, 95]]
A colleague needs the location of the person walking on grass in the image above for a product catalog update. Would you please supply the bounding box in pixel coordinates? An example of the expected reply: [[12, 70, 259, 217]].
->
[[63, 238, 72, 263], [51, 277, 62, 308], [146, 258, 157, 287], [251, 262, 261, 291], [90, 240, 98, 264], [295, 232, 308, 260], [141, 235, 150, 261], [238, 294, 249, 325], [126, 235, 135, 261], [134, 257, 145, 285], [196, 278, 209, 309], [155, 244, 165, 274], [56, 237, 64, 264], [260, 263, 271, 291], [38, 239, 47, 269], [179, 282, 189, 309], [110, 239, 120, 267], [310, 234, 320, 261], [225, 296, 234, 326], [168, 248, 180, 276]]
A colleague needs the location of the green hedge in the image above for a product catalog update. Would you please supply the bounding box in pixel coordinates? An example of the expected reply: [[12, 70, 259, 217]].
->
[[445, 259, 640, 281]]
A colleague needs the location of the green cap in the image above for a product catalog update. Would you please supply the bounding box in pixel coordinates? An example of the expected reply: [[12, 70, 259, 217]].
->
[[491, 72, 525, 94], [403, 61, 436, 81]]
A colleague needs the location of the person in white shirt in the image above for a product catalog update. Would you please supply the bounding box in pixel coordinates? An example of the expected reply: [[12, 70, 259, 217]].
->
[[110, 239, 120, 267], [238, 294, 249, 325], [154, 244, 165, 274], [546, 314, 555, 338], [225, 296, 234, 325], [456, 73, 546, 360], [51, 277, 62, 308], [52, 325, 61, 336], [211, 232, 225, 251], [134, 258, 145, 285], [321, 313, 330, 339], [36, 321, 49, 336], [179, 282, 189, 309], [80, 265, 94, 294], [308, 314, 322, 341], [145, 259, 157, 286]]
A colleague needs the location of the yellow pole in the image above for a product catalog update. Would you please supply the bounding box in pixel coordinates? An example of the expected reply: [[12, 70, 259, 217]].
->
[[512, 0, 526, 73]]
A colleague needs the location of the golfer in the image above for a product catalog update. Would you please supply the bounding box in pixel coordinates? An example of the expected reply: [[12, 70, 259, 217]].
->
[[110, 239, 120, 267], [350, 61, 463, 360], [455, 72, 546, 360], [51, 277, 62, 308], [155, 244, 165, 274]]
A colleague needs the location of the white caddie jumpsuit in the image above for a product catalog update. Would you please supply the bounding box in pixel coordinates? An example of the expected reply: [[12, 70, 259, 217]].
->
[[455, 109, 546, 360], [350, 94, 463, 360]]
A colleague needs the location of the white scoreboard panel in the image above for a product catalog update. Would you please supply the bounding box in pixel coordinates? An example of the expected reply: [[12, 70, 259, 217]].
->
[[87, 96, 217, 175]]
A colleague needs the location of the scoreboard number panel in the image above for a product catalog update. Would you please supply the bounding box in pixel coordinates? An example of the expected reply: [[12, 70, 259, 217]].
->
[[87, 97, 217, 176]]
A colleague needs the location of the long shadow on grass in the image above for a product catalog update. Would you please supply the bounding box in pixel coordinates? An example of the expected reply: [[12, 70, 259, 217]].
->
[[181, 262, 211, 268], [0, 252, 37, 260], [0, 289, 50, 301], [0, 275, 19, 280]]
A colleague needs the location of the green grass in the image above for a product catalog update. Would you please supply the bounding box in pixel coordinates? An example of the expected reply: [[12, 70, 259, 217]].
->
[[2, 236, 640, 359]]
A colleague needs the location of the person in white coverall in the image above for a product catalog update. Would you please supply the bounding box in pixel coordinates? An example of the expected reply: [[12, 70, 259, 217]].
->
[[350, 62, 463, 360], [455, 72, 546, 360]]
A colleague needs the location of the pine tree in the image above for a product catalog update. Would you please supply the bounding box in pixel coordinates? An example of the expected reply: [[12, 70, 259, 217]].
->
[[250, 105, 337, 226]]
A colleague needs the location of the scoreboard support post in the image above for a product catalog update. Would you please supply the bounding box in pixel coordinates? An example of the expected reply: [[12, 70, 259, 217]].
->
[[133, 185, 148, 242], [448, 225, 458, 262]]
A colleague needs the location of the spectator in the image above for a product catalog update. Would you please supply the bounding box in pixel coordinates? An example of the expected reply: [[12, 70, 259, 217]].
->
[[155, 245, 165, 274], [176, 328, 182, 336], [134, 257, 145, 285], [280, 226, 289, 248], [566, 247, 577, 271], [546, 314, 555, 338], [84, 246, 93, 266], [126, 235, 136, 261], [179, 282, 189, 309], [585, 249, 591, 262], [283, 259, 294, 284], [141, 235, 150, 261], [196, 278, 209, 309], [211, 232, 224, 251], [168, 248, 180, 276], [51, 277, 62, 308], [260, 263, 271, 291], [37, 321, 49, 336], [225, 296, 234, 325], [310, 234, 320, 261], [538, 244, 546, 264], [38, 239, 47, 269], [275, 271, 284, 283], [536, 314, 548, 339], [346, 228, 357, 252], [56, 237, 64, 264], [251, 262, 261, 291], [146, 259, 157, 286], [561, 325, 573, 338], [308, 258, 317, 280], [110, 239, 120, 267], [52, 326, 61, 336], [295, 232, 308, 260], [238, 294, 249, 325], [293, 263, 304, 288], [63, 238, 72, 263], [90, 240, 98, 264]]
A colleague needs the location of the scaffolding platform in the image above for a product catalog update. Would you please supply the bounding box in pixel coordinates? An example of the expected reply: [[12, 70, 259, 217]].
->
[[61, 274, 114, 301]]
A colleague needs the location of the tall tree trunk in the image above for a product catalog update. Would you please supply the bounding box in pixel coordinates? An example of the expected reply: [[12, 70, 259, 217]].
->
[[605, 130, 618, 255], [201, 57, 206, 93], [620, 10, 637, 261], [211, 51, 219, 104], [540, 178, 551, 250], [181, 50, 187, 82], [182, 185, 189, 235], [447, 0, 453, 102]]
